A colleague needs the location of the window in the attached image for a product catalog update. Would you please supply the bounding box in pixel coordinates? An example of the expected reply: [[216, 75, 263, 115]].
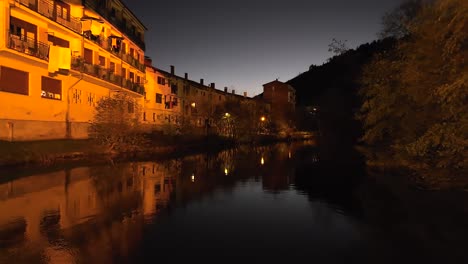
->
[[129, 72, 135, 82], [84, 48, 93, 64], [98, 56, 106, 67], [143, 112, 146, 121], [156, 93, 162, 104], [122, 67, 127, 78], [171, 84, 178, 94], [55, 1, 70, 21], [0, 66, 29, 95], [10, 16, 37, 44], [110, 62, 115, 73], [41, 76, 61, 100], [157, 76, 165, 85], [153, 113, 156, 122]]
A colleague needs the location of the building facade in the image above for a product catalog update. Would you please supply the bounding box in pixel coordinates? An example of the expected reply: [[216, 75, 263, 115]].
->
[[262, 79, 296, 131], [0, 0, 273, 141], [0, 0, 146, 141]]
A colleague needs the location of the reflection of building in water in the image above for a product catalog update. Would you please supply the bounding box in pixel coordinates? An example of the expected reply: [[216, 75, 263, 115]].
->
[[0, 161, 177, 263], [139, 161, 178, 217]]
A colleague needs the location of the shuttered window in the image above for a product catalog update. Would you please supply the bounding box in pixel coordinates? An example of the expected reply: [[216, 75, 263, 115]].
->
[[0, 66, 29, 95], [84, 48, 93, 64], [41, 76, 62, 100]]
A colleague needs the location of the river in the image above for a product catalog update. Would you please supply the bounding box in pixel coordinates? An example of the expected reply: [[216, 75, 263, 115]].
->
[[0, 141, 467, 263]]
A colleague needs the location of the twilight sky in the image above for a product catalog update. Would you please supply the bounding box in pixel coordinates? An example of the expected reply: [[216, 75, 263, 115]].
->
[[123, 0, 403, 97]]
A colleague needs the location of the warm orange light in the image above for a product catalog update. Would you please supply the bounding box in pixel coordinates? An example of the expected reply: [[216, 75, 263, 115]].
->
[[260, 116, 266, 122], [261, 157, 265, 165], [225, 113, 230, 117], [224, 168, 229, 175], [191, 174, 195, 182], [191, 102, 196, 108]]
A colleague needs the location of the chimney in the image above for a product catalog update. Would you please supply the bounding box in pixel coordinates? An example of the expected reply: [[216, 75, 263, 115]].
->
[[144, 56, 152, 66], [224, 87, 228, 93], [232, 90, 235, 94], [185, 73, 188, 79], [170, 65, 175, 75], [243, 92, 247, 97], [211, 83, 215, 89], [200, 79, 204, 85]]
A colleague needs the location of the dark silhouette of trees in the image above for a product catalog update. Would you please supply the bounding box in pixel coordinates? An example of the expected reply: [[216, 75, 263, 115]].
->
[[359, 0, 467, 182]]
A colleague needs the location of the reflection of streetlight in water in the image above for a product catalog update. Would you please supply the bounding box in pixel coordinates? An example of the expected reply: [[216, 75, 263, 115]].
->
[[191, 174, 195, 182], [224, 168, 229, 175], [261, 157, 265, 165]]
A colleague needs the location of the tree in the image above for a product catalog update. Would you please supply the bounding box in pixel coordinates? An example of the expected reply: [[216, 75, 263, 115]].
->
[[89, 92, 147, 153], [379, 0, 426, 39], [328, 38, 349, 56], [359, 0, 467, 176]]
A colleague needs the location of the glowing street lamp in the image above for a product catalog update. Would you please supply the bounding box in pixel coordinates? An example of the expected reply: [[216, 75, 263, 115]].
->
[[260, 116, 266, 122], [225, 112, 230, 118], [191, 102, 196, 108]]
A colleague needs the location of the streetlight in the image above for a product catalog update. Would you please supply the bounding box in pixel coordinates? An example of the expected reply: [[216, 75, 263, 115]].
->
[[260, 116, 266, 122], [225, 112, 230, 118]]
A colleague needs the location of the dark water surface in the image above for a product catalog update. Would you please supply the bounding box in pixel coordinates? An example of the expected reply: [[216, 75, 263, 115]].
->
[[0, 141, 466, 263]]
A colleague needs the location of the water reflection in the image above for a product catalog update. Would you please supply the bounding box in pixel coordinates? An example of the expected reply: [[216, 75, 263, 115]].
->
[[0, 141, 371, 262]]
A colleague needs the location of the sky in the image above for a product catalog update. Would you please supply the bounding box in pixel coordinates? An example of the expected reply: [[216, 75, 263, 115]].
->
[[123, 0, 404, 97]]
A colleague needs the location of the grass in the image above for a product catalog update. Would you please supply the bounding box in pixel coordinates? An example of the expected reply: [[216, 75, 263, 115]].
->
[[0, 139, 94, 166]]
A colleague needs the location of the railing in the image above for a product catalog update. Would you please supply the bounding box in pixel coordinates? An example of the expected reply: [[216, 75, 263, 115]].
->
[[84, 35, 146, 72], [17, 0, 81, 34], [83, 0, 146, 51], [7, 32, 49, 61], [71, 57, 145, 95]]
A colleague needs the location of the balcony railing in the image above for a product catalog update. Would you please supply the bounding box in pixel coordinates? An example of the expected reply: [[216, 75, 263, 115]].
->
[[7, 32, 49, 61], [83, 0, 146, 51], [84, 34, 145, 72], [71, 57, 145, 95], [17, 0, 82, 34]]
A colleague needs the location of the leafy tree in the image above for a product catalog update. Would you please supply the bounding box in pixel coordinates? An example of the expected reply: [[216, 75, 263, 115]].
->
[[379, 0, 426, 39], [359, 0, 467, 176], [89, 92, 147, 153]]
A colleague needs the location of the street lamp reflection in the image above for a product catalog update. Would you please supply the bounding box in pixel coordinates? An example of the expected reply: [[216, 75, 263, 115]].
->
[[224, 168, 229, 175]]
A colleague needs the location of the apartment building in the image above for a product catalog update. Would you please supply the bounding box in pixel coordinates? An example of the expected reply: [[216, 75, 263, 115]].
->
[[0, 0, 146, 141]]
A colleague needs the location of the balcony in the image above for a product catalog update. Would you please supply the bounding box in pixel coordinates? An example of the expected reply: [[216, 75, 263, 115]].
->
[[17, 0, 82, 34], [83, 34, 145, 72], [83, 0, 146, 51], [7, 32, 49, 61], [71, 57, 145, 95]]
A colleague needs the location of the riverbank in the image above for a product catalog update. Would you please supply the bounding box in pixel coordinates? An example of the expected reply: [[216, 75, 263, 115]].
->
[[0, 133, 314, 170]]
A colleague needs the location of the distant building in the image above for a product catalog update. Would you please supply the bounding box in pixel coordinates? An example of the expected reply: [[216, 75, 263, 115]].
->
[[262, 79, 296, 130]]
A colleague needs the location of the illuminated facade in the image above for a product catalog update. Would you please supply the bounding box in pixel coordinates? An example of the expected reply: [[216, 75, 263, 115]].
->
[[144, 63, 269, 134], [0, 0, 146, 141], [0, 0, 272, 141]]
